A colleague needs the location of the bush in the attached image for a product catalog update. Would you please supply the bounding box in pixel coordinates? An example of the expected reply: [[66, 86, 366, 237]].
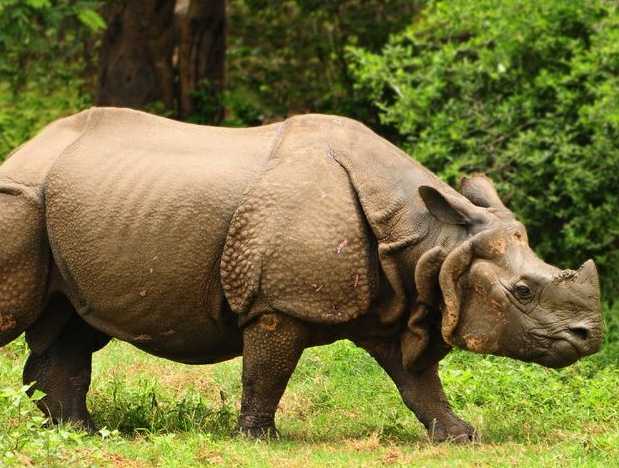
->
[[223, 0, 424, 126], [350, 0, 619, 298], [0, 83, 91, 160]]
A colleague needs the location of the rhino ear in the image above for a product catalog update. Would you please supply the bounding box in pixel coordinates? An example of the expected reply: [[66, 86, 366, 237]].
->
[[460, 174, 507, 210], [419, 185, 480, 225]]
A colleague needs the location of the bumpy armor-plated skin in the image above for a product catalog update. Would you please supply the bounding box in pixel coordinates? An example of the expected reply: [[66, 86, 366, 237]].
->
[[0, 111, 90, 345], [0, 107, 604, 441], [44, 110, 455, 360]]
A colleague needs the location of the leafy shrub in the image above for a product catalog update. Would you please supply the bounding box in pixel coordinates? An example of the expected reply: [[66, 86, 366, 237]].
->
[[223, 0, 424, 126], [0, 83, 91, 161], [0, 383, 96, 464], [350, 0, 619, 298]]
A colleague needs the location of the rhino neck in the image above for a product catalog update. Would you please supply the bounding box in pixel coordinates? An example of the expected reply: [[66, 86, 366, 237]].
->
[[373, 210, 469, 326], [329, 134, 472, 326]]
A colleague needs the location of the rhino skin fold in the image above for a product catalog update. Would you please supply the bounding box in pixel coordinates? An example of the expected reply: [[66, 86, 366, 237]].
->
[[0, 108, 603, 441]]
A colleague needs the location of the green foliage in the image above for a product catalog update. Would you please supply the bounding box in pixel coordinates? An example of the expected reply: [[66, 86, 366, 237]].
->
[[223, 0, 425, 126], [0, 384, 48, 459], [350, 0, 619, 297], [0, 360, 95, 465], [92, 378, 236, 436], [0, 0, 102, 161], [0, 0, 103, 90], [0, 83, 91, 161], [75, 6, 105, 31]]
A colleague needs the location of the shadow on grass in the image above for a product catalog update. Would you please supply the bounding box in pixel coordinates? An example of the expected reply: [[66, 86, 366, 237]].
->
[[88, 377, 427, 443], [90, 382, 237, 437]]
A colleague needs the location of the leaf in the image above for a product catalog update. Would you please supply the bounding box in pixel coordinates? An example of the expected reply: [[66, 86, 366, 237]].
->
[[26, 0, 51, 9], [77, 8, 106, 32], [31, 389, 46, 401]]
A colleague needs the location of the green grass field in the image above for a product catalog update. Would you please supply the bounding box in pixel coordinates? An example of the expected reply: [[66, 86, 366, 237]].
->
[[1, 308, 618, 467]]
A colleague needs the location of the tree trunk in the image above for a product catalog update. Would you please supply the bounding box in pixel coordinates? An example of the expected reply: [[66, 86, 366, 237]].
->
[[177, 0, 227, 122], [97, 0, 177, 110]]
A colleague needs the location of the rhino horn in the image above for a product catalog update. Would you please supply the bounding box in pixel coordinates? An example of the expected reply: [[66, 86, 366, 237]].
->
[[550, 260, 601, 307], [576, 259, 600, 291]]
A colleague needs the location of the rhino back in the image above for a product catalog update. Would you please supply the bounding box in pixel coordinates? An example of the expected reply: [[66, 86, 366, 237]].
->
[[0, 109, 91, 194], [45, 108, 278, 361]]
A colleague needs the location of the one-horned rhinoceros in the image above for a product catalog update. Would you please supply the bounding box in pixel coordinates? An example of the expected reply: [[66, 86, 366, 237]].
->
[[0, 108, 603, 441]]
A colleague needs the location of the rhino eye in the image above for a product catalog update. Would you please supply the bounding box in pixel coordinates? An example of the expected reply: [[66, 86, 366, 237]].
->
[[514, 282, 533, 302]]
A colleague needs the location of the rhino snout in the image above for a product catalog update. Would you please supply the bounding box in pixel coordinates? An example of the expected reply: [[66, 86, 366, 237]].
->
[[536, 259, 603, 366], [562, 319, 603, 356]]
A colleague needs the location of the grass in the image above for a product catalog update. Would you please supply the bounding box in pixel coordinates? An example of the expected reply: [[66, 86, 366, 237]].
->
[[0, 306, 618, 467]]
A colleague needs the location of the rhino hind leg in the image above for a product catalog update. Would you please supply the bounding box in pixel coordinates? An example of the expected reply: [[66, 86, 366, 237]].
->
[[23, 297, 110, 432], [239, 312, 311, 438], [0, 186, 50, 346]]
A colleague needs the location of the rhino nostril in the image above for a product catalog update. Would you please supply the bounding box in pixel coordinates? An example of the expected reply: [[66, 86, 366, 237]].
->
[[568, 325, 590, 342]]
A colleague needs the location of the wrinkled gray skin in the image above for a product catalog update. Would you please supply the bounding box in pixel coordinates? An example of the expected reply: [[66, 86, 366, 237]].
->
[[0, 108, 603, 442]]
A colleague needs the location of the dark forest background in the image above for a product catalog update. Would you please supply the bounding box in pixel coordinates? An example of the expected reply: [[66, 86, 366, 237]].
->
[[0, 0, 617, 308]]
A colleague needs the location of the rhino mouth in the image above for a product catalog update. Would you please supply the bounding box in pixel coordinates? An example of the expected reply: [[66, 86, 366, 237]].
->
[[535, 338, 581, 368], [518, 319, 599, 366], [532, 327, 601, 368]]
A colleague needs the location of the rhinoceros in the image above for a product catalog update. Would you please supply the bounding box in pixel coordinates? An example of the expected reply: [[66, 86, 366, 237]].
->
[[0, 108, 603, 441]]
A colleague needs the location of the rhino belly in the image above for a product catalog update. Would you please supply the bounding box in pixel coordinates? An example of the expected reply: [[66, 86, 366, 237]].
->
[[47, 180, 241, 362], [45, 150, 265, 363]]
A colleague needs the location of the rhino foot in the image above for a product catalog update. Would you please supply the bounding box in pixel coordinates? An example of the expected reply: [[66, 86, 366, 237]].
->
[[239, 423, 280, 440], [42, 413, 97, 434], [68, 414, 97, 434], [427, 418, 478, 443], [23, 304, 110, 435]]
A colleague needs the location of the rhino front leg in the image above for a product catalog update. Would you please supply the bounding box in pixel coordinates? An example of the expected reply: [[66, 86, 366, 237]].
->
[[356, 338, 477, 443], [23, 300, 110, 432], [239, 312, 310, 438]]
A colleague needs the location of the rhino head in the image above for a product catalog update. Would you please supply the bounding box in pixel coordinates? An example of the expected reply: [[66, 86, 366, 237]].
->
[[419, 175, 603, 368]]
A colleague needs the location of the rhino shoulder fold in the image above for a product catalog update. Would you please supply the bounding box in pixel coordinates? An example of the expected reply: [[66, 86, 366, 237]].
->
[[221, 115, 379, 325]]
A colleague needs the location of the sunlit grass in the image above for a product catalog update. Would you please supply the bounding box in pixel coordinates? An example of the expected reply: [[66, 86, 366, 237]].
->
[[0, 305, 617, 466]]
